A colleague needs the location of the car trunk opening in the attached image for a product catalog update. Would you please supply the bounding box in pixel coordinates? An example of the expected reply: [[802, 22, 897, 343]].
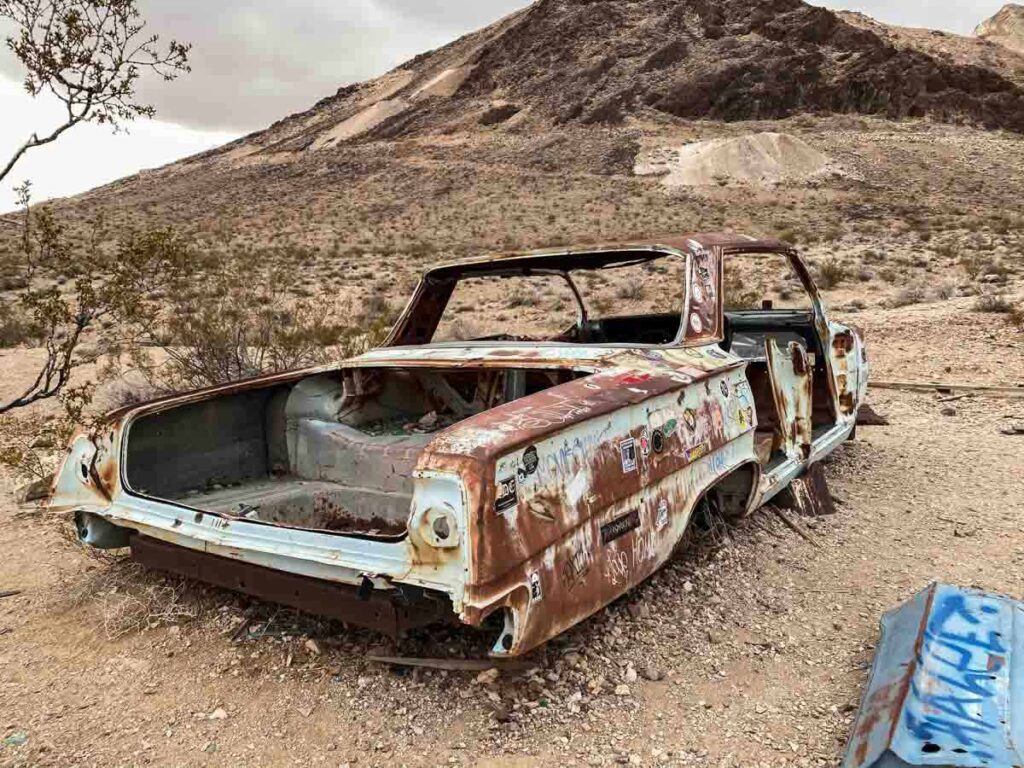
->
[[123, 366, 582, 537]]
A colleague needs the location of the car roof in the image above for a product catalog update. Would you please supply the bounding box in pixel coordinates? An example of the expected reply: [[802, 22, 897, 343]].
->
[[423, 232, 793, 280]]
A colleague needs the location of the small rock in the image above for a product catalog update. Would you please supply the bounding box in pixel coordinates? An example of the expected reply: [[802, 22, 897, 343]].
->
[[614, 684, 632, 697], [3, 731, 28, 747], [491, 703, 511, 723], [418, 411, 439, 429], [641, 664, 664, 682], [682, 581, 694, 594], [1000, 423, 1024, 436], [475, 668, 500, 685], [304, 639, 321, 656], [15, 476, 52, 504], [707, 628, 725, 645], [940, 406, 957, 417], [208, 708, 228, 720], [624, 666, 638, 684]]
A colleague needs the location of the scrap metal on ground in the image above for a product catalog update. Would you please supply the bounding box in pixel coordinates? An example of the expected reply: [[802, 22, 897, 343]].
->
[[844, 583, 1024, 767]]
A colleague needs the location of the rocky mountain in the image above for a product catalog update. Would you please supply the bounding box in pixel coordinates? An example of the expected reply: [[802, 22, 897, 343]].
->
[[223, 0, 1024, 160], [977, 4, 1024, 52], [5, 0, 1024, 260]]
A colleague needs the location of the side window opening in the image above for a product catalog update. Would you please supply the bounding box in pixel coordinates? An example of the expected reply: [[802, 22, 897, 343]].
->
[[722, 253, 836, 469]]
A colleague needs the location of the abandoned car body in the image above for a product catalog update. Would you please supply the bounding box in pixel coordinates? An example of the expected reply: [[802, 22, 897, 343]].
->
[[49, 234, 868, 656]]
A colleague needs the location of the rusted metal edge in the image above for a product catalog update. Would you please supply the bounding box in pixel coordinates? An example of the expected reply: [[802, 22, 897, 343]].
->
[[843, 583, 1024, 767], [871, 381, 1024, 398], [129, 535, 453, 638], [365, 655, 534, 672]]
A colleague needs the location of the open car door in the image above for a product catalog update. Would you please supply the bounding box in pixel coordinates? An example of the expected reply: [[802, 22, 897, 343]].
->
[[765, 338, 814, 462]]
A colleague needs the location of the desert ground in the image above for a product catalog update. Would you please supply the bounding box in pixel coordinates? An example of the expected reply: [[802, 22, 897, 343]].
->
[[2, 0, 1024, 763], [1, 220, 1023, 767]]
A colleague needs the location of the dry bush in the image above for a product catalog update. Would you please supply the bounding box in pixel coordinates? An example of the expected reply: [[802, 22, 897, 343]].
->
[[111, 246, 391, 394], [66, 559, 201, 640], [815, 257, 846, 289], [0, 384, 94, 481], [0, 300, 39, 348], [974, 292, 1014, 313], [888, 286, 927, 308], [1008, 305, 1024, 330], [723, 271, 761, 310], [614, 283, 646, 301]]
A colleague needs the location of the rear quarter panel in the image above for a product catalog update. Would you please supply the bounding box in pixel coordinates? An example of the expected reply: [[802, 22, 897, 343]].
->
[[426, 350, 761, 655]]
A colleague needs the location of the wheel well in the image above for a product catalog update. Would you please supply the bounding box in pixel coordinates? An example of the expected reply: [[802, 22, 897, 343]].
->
[[706, 462, 759, 520]]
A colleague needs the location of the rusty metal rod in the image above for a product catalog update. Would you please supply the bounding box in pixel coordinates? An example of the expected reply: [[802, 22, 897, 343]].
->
[[871, 381, 1024, 398]]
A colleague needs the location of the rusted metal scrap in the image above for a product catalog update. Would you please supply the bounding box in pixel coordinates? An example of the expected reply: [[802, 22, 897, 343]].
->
[[843, 583, 1024, 767], [48, 233, 870, 657], [774, 462, 836, 517], [365, 655, 534, 673]]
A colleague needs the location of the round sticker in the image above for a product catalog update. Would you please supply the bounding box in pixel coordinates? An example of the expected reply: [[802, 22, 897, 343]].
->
[[522, 445, 539, 476], [652, 429, 665, 453], [690, 314, 704, 334], [692, 282, 703, 303]]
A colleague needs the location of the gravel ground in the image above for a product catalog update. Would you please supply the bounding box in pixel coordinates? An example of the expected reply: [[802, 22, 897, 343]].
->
[[1, 369, 1022, 767]]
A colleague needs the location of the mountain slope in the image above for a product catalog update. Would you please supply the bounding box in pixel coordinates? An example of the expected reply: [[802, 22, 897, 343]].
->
[[213, 0, 1024, 163], [4, 0, 1024, 264], [977, 4, 1024, 52]]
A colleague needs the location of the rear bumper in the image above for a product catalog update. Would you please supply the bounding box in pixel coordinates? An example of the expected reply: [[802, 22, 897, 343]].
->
[[130, 534, 453, 637]]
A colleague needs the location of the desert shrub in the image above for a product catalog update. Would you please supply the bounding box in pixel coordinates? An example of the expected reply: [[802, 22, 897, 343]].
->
[[888, 286, 927, 307], [507, 289, 539, 308], [934, 282, 958, 300], [723, 272, 761, 310], [615, 283, 646, 301], [816, 257, 846, 289], [1007, 305, 1024, 329], [974, 293, 1014, 313], [0, 302, 40, 348], [112, 247, 387, 395], [855, 267, 875, 282], [960, 252, 1001, 280], [0, 383, 95, 482]]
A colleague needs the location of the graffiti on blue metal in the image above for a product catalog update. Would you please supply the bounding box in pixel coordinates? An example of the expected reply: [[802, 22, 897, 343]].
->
[[843, 583, 1024, 768], [906, 590, 1007, 761]]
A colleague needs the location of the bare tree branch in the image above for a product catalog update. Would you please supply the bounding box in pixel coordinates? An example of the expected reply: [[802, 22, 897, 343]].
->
[[0, 0, 191, 185]]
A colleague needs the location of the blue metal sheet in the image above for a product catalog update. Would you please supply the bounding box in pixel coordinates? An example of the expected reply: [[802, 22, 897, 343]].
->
[[843, 583, 1024, 767]]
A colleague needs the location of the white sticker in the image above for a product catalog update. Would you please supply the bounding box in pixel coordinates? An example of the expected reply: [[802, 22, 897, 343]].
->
[[692, 282, 703, 303], [656, 499, 669, 532], [529, 572, 543, 602], [567, 470, 589, 507], [690, 313, 704, 334], [639, 427, 651, 457], [619, 438, 638, 473]]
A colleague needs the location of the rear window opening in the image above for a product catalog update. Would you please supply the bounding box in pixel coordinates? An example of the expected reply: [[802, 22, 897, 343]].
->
[[404, 250, 688, 348], [123, 366, 585, 537]]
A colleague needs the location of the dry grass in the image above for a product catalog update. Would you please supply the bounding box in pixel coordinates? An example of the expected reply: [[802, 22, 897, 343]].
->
[[55, 524, 204, 640]]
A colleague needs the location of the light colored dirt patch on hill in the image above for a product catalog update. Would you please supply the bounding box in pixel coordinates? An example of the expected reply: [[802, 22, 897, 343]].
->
[[361, 69, 416, 104], [635, 132, 837, 188], [312, 99, 410, 149], [413, 66, 475, 99]]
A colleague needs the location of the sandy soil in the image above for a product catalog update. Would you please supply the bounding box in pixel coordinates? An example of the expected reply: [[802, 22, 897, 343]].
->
[[1, 290, 1022, 767]]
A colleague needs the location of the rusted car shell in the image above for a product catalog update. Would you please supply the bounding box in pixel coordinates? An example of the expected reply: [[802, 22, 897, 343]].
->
[[48, 233, 868, 657]]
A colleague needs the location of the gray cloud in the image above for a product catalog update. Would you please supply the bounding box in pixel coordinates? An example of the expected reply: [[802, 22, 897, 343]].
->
[[1, 1, 1011, 134]]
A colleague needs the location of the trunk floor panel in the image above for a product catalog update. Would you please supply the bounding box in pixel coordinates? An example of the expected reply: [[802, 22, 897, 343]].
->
[[173, 477, 410, 536]]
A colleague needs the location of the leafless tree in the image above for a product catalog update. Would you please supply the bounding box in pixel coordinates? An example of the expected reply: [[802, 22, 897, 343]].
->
[[0, 0, 191, 184]]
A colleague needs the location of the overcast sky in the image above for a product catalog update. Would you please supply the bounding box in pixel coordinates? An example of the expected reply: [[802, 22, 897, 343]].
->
[[0, 0, 1009, 212]]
